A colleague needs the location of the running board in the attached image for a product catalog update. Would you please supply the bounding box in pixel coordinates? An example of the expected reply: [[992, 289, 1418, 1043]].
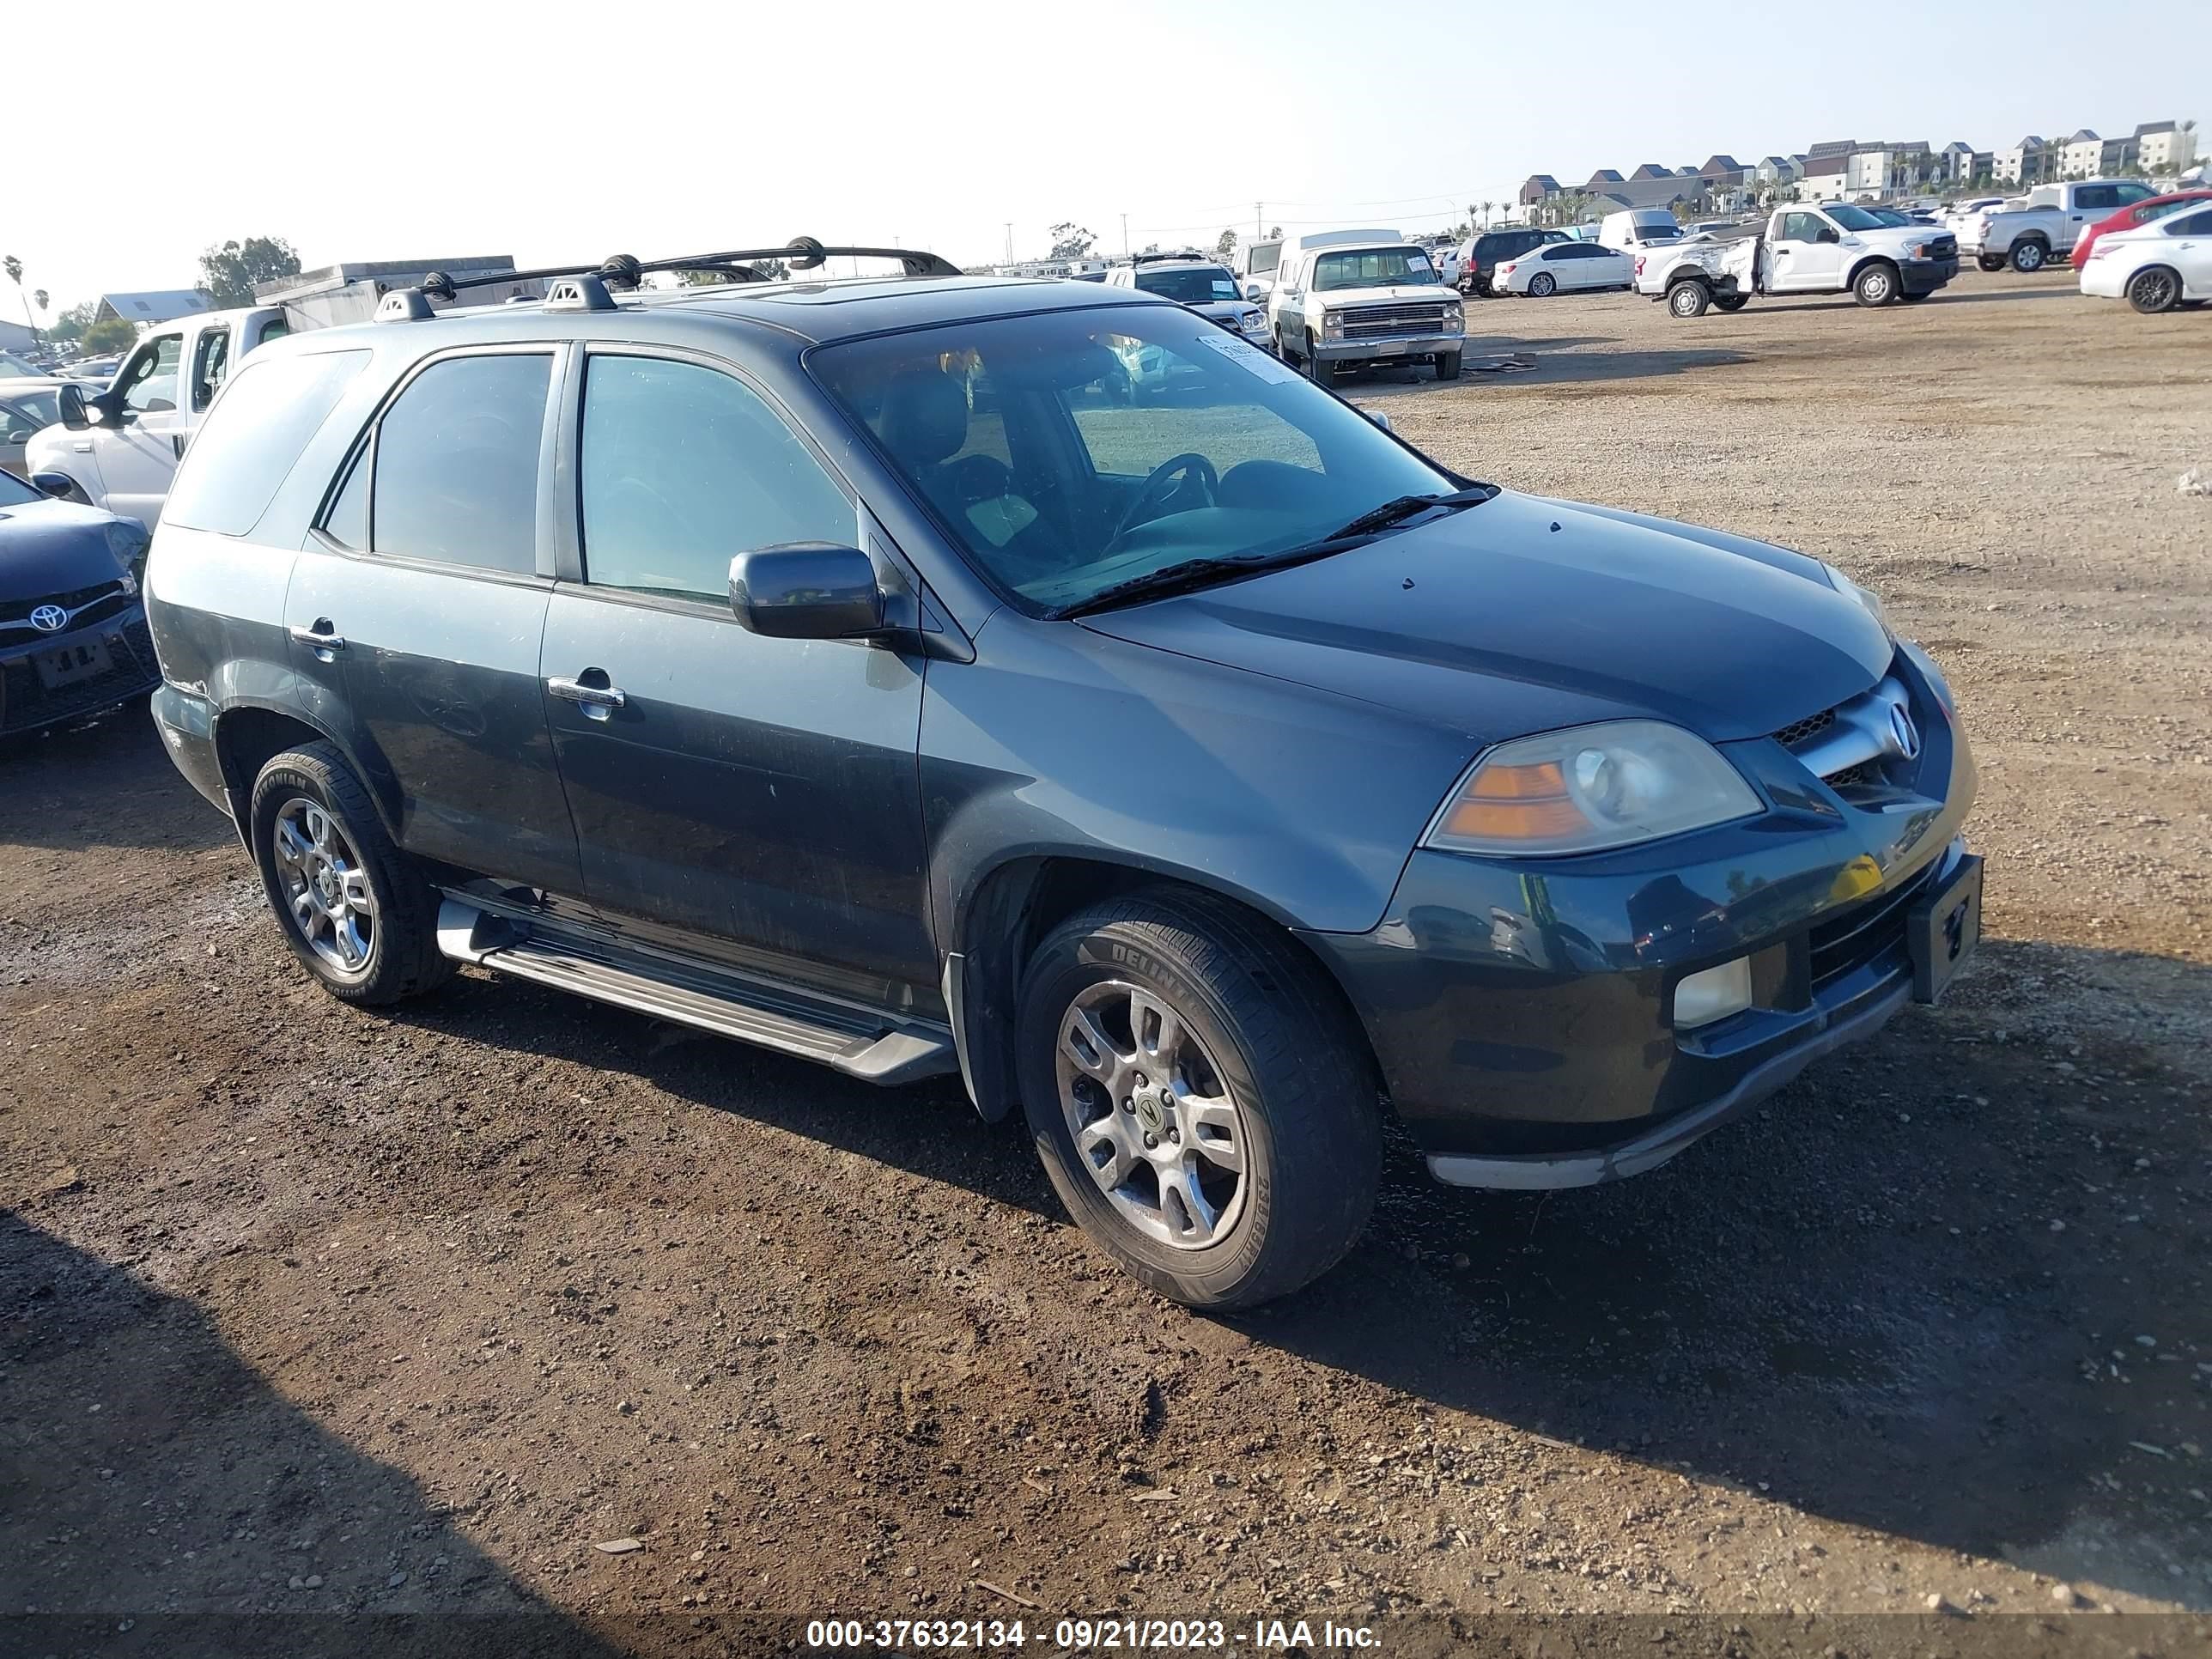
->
[[435, 899, 956, 1086]]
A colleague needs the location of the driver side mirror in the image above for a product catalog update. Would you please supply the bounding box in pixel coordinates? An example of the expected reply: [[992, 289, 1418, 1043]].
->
[[58, 381, 92, 430], [30, 471, 76, 499], [1817, 226, 1841, 244], [728, 544, 886, 641]]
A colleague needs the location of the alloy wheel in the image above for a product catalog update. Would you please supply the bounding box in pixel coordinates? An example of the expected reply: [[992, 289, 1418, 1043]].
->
[[1054, 980, 1248, 1249], [271, 797, 376, 976], [2131, 270, 2179, 313]]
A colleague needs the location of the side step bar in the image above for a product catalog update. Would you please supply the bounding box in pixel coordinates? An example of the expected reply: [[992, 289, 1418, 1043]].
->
[[435, 899, 957, 1086]]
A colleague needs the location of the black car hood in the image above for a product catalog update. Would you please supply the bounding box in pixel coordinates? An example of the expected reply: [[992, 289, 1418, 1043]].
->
[[1079, 490, 1893, 745], [0, 495, 131, 604]]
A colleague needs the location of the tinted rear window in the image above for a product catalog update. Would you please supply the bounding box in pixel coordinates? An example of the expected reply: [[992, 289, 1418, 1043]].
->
[[164, 350, 372, 537], [369, 354, 550, 574]]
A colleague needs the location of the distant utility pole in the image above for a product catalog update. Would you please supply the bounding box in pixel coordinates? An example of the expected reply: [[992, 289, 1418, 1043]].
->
[[1255, 201, 1262, 238], [1121, 213, 1129, 258], [1004, 223, 1012, 265]]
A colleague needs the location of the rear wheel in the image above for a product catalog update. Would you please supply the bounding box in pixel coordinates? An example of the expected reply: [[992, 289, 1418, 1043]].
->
[[1713, 292, 1749, 312], [1668, 280, 1711, 318], [248, 742, 452, 1006], [2009, 239, 2048, 274], [1528, 271, 1557, 297], [1433, 350, 1462, 381], [1854, 262, 1899, 307], [2127, 265, 2182, 314], [1017, 893, 1382, 1310], [1899, 291, 1932, 302]]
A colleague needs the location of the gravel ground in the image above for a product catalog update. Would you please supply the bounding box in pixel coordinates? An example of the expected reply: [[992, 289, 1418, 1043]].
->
[[3, 265, 2209, 1657]]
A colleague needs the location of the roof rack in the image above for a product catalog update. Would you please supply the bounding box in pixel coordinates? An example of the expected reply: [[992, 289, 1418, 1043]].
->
[[374, 237, 962, 322]]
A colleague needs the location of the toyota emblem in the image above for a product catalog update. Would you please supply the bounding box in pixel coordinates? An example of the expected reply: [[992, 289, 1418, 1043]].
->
[[29, 604, 67, 633], [1887, 702, 1921, 762]]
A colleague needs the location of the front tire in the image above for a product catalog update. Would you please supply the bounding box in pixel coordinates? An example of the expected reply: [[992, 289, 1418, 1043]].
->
[[1017, 893, 1382, 1310], [248, 742, 452, 1006], [1854, 261, 1899, 307], [2009, 239, 2048, 274], [1976, 253, 2007, 272], [1668, 280, 1711, 318], [1433, 350, 1462, 381], [2127, 265, 2182, 314]]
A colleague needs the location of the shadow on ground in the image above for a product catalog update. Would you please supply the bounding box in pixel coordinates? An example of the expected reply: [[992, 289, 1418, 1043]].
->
[[0, 1213, 626, 1655], [0, 707, 233, 856], [396, 937, 2209, 1605]]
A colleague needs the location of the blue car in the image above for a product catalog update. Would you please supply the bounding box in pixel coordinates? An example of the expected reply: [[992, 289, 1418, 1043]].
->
[[0, 468, 156, 738], [140, 240, 1981, 1309]]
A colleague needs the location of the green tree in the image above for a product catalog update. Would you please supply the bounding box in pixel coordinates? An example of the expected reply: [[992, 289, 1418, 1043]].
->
[[197, 236, 302, 308], [82, 315, 138, 355], [1214, 227, 1238, 262], [1047, 222, 1096, 261], [2, 254, 31, 339], [48, 301, 96, 343]]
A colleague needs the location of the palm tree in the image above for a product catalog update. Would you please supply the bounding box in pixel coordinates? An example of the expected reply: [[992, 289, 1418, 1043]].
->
[[2, 255, 30, 339], [1481, 200, 1495, 228]]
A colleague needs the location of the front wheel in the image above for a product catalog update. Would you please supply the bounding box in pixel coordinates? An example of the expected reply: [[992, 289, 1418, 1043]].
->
[[248, 742, 453, 1006], [1854, 262, 1899, 307], [1668, 280, 1711, 318], [1976, 253, 2007, 272], [1433, 350, 1462, 381], [2128, 266, 2182, 313], [2009, 240, 2047, 274], [1017, 893, 1382, 1310]]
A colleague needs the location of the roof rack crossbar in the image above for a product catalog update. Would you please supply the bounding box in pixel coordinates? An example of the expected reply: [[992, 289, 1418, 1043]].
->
[[374, 237, 960, 321]]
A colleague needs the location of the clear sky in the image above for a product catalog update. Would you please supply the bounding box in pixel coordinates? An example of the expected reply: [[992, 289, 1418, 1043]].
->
[[3, 0, 2202, 319]]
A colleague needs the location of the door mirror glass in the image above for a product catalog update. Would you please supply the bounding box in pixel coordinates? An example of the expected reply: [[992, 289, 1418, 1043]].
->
[[31, 471, 76, 499], [728, 543, 884, 640], [58, 382, 90, 430]]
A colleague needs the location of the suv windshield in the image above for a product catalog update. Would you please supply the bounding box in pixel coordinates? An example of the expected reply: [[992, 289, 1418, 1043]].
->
[[1133, 265, 1239, 304], [1825, 204, 1887, 231], [811, 306, 1454, 613], [1310, 247, 1437, 290]]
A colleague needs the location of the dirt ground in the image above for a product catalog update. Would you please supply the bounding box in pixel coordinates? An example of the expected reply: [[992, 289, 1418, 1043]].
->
[[3, 266, 2209, 1657]]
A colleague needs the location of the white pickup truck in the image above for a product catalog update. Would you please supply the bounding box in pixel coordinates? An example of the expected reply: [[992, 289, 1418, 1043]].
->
[[1636, 203, 1960, 315], [1959, 179, 2160, 272], [23, 306, 293, 525]]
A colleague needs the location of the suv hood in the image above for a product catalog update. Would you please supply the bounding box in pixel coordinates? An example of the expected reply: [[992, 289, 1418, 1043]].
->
[[1079, 490, 1892, 747], [0, 496, 136, 604], [1306, 283, 1453, 309]]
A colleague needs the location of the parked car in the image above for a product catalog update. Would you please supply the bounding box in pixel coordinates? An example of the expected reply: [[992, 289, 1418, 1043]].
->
[[2073, 189, 2212, 270], [1959, 179, 2160, 271], [1266, 238, 1463, 381], [1103, 256, 1270, 349], [144, 240, 1982, 1309], [0, 465, 157, 738], [0, 351, 45, 379], [1639, 203, 1959, 313], [1458, 227, 1571, 296], [24, 306, 294, 525], [2077, 201, 2212, 313], [2, 380, 64, 473], [56, 357, 121, 382], [1598, 209, 1683, 252], [1493, 240, 1635, 296]]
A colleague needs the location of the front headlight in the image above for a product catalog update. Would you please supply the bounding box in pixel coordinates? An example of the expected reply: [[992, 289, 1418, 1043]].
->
[[105, 518, 151, 588], [1422, 720, 1763, 858], [1321, 311, 1344, 338], [1442, 305, 1464, 334], [1822, 562, 1887, 629]]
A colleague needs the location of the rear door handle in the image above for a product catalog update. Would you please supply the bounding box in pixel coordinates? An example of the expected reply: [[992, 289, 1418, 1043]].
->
[[288, 621, 346, 655], [547, 673, 626, 720]]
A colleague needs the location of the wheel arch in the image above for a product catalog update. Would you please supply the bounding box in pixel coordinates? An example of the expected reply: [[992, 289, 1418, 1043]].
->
[[212, 702, 398, 841], [1847, 253, 1902, 289], [946, 853, 1383, 1125]]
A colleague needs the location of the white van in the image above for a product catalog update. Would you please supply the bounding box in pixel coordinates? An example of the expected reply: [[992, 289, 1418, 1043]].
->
[[1599, 210, 1682, 252], [1237, 227, 1401, 304]]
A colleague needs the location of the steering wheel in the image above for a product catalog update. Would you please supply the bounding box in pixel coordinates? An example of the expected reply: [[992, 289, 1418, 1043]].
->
[[1106, 452, 1219, 550]]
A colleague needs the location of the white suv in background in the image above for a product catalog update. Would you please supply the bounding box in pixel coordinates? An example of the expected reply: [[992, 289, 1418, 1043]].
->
[[1103, 256, 1270, 347]]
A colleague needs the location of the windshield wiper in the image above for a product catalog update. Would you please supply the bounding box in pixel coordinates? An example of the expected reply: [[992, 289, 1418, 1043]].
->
[[1055, 484, 1498, 619], [1315, 483, 1498, 544]]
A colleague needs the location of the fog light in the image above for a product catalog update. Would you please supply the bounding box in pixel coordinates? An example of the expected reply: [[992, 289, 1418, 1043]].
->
[[1674, 957, 1753, 1029]]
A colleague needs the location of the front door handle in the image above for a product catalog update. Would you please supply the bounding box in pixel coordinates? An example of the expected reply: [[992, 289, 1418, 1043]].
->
[[547, 672, 626, 721], [288, 620, 346, 657]]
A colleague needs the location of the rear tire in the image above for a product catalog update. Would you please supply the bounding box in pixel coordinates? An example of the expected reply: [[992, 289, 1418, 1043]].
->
[[1854, 261, 1899, 307], [1713, 292, 1749, 312], [1433, 351, 1462, 381], [248, 742, 453, 1006], [2127, 265, 2182, 314], [1017, 892, 1382, 1311], [2009, 239, 2048, 274], [1668, 280, 1711, 318], [1528, 271, 1557, 297]]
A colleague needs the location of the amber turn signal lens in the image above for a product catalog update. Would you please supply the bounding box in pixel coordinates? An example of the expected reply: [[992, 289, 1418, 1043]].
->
[[1442, 761, 1591, 841]]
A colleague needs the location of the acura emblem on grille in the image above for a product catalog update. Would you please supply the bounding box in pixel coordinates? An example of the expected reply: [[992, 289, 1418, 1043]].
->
[[1887, 702, 1921, 762], [29, 604, 67, 633]]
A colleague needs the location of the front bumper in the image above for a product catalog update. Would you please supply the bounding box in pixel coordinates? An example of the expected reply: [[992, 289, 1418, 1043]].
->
[[1300, 649, 1978, 1183], [1900, 255, 1960, 295], [1310, 331, 1462, 364], [0, 604, 161, 737]]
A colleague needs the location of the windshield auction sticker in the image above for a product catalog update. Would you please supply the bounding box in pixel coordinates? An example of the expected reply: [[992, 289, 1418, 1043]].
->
[[1191, 334, 1302, 386]]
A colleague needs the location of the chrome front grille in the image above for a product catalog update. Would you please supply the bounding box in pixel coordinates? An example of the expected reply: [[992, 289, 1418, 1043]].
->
[[1772, 708, 1836, 749], [1340, 303, 1449, 340]]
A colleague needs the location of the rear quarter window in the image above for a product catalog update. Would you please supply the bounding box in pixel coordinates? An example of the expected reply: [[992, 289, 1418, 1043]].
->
[[164, 350, 373, 537]]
